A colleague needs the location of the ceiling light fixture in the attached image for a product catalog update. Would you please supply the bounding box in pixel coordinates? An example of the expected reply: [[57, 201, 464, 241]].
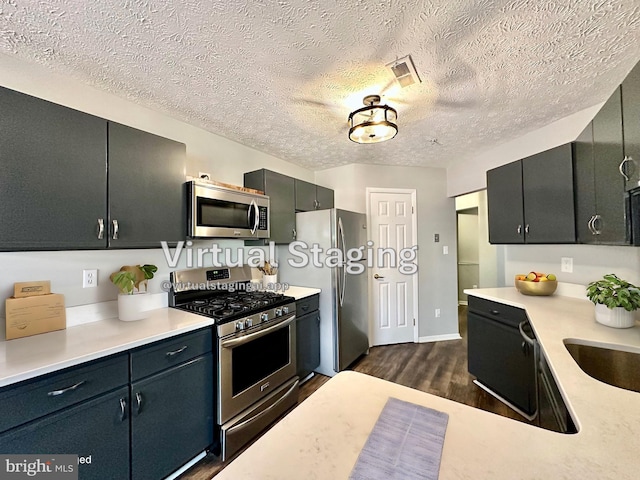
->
[[348, 95, 398, 144]]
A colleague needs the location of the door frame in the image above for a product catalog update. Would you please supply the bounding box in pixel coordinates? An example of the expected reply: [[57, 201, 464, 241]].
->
[[365, 187, 419, 344]]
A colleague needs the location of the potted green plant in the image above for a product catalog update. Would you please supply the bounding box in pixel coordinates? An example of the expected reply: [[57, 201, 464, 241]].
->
[[586, 274, 640, 329], [110, 264, 158, 321]]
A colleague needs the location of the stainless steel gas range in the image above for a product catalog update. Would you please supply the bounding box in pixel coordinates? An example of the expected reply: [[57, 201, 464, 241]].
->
[[168, 266, 298, 461]]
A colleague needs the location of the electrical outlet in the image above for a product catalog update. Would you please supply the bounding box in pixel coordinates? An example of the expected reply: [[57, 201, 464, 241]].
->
[[443, 246, 448, 255], [434, 233, 439, 242], [83, 269, 98, 288], [561, 257, 573, 273], [435, 308, 441, 318]]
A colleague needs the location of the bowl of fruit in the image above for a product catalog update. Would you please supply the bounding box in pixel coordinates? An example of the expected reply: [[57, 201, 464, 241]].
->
[[515, 272, 558, 296]]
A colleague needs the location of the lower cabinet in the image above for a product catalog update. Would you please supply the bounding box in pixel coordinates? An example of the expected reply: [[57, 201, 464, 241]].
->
[[467, 297, 536, 416], [131, 354, 214, 480], [296, 295, 321, 379], [0, 328, 215, 480], [0, 387, 130, 480]]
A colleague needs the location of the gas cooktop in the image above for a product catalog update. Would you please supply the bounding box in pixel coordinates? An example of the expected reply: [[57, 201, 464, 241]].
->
[[168, 266, 295, 324], [174, 290, 294, 323]]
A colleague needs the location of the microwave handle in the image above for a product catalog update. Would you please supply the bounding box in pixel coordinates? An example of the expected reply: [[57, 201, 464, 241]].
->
[[250, 200, 259, 235]]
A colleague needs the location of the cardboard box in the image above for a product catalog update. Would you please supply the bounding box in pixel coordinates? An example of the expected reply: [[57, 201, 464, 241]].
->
[[5, 293, 66, 340], [13, 280, 51, 298]]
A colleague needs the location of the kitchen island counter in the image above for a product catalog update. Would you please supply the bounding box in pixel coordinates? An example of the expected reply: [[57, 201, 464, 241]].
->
[[215, 288, 640, 479]]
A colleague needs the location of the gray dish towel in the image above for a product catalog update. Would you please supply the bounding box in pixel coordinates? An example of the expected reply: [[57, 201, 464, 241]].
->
[[349, 397, 449, 480]]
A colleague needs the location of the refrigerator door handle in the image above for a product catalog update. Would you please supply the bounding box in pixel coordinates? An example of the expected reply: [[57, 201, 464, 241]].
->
[[338, 216, 346, 307]]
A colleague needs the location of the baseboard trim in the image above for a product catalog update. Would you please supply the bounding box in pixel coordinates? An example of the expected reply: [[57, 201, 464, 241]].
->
[[418, 333, 462, 343], [165, 451, 207, 480]]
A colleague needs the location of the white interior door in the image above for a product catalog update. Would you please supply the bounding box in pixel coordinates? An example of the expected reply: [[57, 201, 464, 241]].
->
[[367, 189, 418, 345]]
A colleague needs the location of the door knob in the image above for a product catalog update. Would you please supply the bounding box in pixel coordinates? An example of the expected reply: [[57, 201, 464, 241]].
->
[[374, 274, 384, 279]]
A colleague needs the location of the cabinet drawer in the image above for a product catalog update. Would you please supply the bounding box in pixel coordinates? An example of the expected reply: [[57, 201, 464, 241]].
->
[[0, 353, 128, 434], [131, 328, 212, 381], [468, 296, 527, 327], [296, 294, 319, 316]]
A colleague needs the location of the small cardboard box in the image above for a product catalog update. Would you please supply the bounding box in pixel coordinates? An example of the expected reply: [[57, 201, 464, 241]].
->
[[13, 280, 51, 298], [5, 293, 66, 340]]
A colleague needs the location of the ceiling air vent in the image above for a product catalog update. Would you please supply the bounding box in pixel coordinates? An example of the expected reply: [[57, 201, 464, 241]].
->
[[387, 55, 421, 88]]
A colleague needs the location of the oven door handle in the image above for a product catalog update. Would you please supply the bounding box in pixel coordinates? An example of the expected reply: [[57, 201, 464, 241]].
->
[[221, 315, 295, 348]]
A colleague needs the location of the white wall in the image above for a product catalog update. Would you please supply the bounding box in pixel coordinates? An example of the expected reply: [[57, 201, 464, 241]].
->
[[446, 103, 604, 197], [0, 53, 313, 316], [315, 164, 458, 339]]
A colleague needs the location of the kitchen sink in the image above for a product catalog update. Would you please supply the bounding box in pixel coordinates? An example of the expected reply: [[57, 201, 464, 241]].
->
[[564, 341, 640, 393]]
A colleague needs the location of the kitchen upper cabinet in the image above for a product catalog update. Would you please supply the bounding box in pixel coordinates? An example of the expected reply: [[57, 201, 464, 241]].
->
[[295, 179, 334, 212], [108, 122, 186, 248], [574, 87, 629, 244], [621, 61, 640, 191], [487, 144, 576, 244], [0, 86, 186, 251], [245, 169, 296, 244], [0, 86, 108, 250]]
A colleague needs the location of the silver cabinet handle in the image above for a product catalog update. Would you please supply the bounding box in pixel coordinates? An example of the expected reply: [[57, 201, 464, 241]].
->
[[119, 397, 127, 422], [165, 345, 188, 357], [587, 215, 596, 235], [135, 392, 143, 414], [525, 224, 530, 234], [314, 199, 319, 209], [517, 224, 522, 235], [374, 274, 384, 279], [47, 380, 85, 397], [292, 228, 297, 240], [112, 219, 119, 240], [593, 214, 602, 235], [97, 218, 104, 239], [619, 156, 631, 181]]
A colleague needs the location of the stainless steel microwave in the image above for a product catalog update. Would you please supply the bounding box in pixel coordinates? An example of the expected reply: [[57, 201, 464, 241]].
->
[[187, 181, 270, 239]]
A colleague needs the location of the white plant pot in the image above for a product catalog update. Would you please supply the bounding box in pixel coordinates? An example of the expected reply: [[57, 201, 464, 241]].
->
[[117, 293, 151, 322], [263, 274, 278, 291], [594, 303, 636, 329]]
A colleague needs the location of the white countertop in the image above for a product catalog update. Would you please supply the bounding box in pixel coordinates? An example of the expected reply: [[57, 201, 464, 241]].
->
[[216, 288, 640, 479], [0, 285, 321, 388], [0, 307, 214, 387]]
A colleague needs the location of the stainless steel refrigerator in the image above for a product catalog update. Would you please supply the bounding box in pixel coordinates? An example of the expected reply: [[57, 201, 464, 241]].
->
[[278, 208, 369, 377]]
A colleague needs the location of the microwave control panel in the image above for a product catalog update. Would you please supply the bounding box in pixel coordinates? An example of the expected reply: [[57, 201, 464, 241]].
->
[[258, 207, 268, 230]]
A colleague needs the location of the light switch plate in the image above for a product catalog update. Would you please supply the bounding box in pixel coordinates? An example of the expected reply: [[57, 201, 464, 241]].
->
[[561, 257, 573, 273]]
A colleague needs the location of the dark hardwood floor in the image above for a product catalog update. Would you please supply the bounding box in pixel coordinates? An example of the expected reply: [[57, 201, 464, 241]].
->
[[179, 306, 533, 479]]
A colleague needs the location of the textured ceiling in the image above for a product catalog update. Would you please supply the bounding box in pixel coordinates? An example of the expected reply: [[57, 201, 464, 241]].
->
[[1, 1, 640, 170]]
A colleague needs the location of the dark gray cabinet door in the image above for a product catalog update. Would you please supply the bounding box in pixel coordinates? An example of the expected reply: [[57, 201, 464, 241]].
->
[[0, 387, 130, 480], [522, 144, 576, 243], [131, 354, 214, 480], [244, 169, 296, 244], [0, 86, 108, 250], [315, 185, 334, 210], [487, 161, 524, 243], [574, 124, 597, 243], [108, 122, 186, 248], [295, 179, 317, 212], [592, 88, 628, 244], [296, 311, 321, 379], [622, 61, 640, 191]]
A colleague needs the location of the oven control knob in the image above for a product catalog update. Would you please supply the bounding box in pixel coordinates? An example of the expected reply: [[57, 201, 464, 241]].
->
[[275, 308, 282, 317], [282, 306, 290, 315], [246, 319, 253, 328], [235, 320, 245, 331], [260, 313, 269, 322]]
